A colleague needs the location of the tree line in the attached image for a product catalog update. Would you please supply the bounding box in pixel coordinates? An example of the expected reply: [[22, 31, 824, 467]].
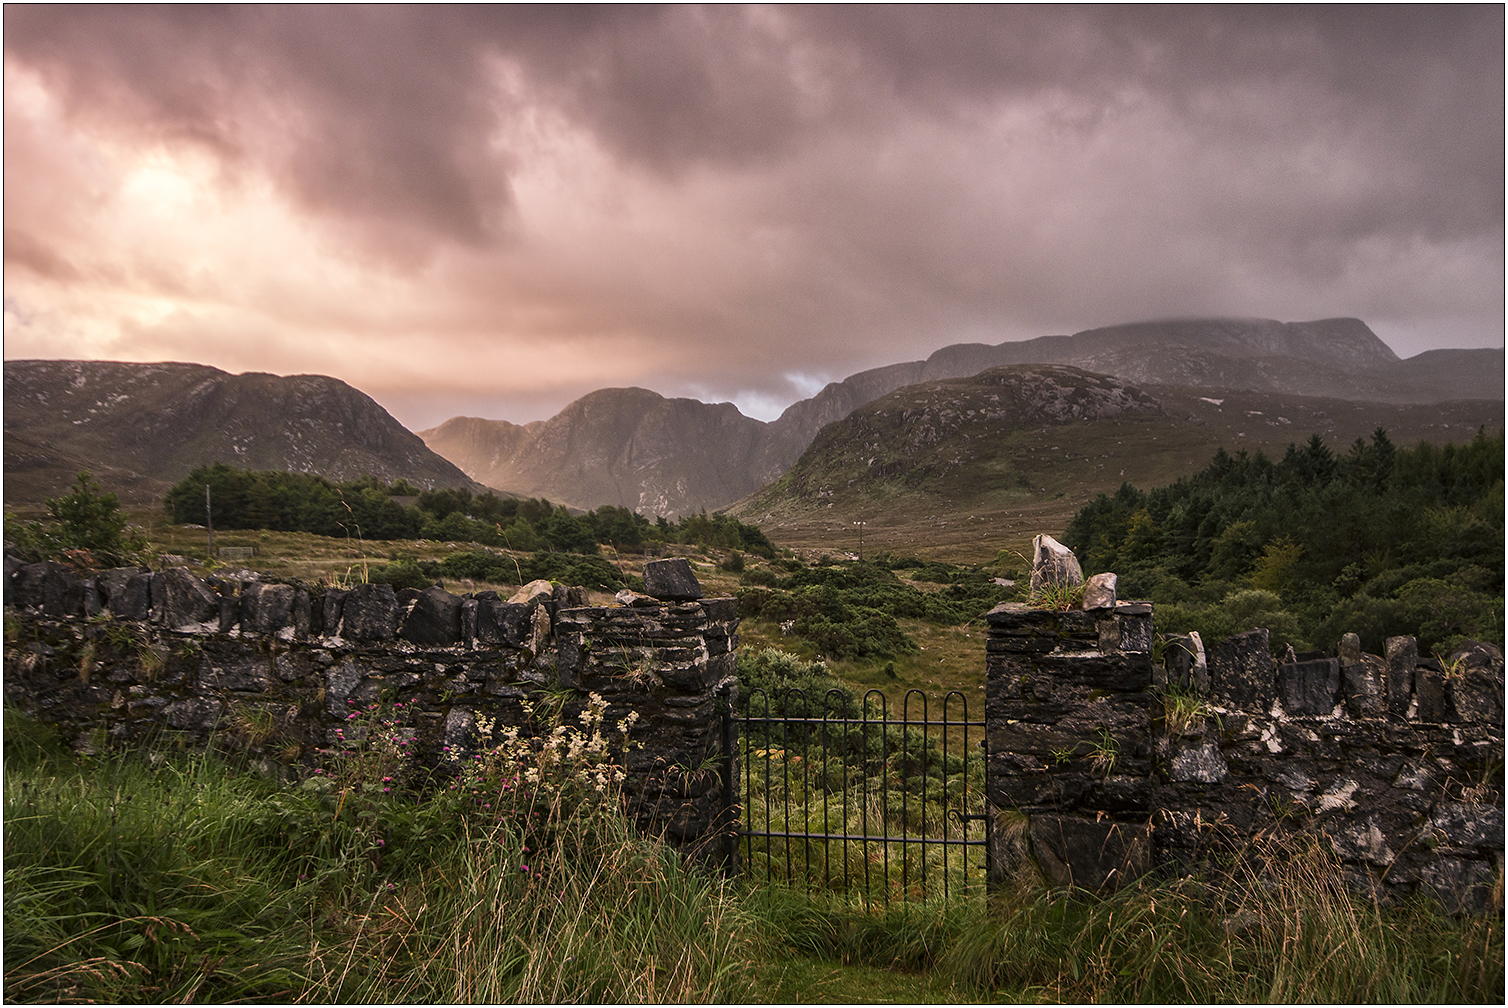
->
[[163, 463, 775, 557], [1062, 428, 1503, 656]]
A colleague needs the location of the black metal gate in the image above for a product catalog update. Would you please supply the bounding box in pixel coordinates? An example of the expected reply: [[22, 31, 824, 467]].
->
[[723, 687, 988, 903]]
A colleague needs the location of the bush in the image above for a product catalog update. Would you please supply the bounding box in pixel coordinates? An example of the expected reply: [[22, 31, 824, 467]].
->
[[7, 471, 147, 567], [367, 559, 437, 591]]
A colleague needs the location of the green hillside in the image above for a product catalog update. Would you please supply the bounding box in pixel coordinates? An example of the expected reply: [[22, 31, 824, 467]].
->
[[730, 367, 1504, 566]]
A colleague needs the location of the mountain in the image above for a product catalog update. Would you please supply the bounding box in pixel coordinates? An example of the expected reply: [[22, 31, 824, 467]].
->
[[421, 388, 779, 517], [728, 364, 1505, 564], [424, 317, 1503, 516], [4, 360, 485, 506]]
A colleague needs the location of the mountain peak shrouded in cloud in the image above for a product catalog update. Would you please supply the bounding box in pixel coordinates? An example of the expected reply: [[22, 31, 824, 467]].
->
[[4, 6, 1502, 431]]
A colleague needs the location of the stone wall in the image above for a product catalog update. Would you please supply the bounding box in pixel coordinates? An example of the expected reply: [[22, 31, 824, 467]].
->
[[985, 601, 1504, 911], [3, 558, 740, 866]]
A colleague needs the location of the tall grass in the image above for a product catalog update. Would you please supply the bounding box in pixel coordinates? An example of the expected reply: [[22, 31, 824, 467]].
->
[[3, 706, 758, 1003], [6, 705, 1500, 1003]]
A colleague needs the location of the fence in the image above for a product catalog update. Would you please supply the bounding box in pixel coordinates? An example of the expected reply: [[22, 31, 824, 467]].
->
[[728, 686, 988, 903]]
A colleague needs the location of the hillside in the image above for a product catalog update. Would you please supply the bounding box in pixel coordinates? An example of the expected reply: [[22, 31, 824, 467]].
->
[[728, 365, 1505, 565], [423, 317, 1503, 516], [4, 360, 485, 506]]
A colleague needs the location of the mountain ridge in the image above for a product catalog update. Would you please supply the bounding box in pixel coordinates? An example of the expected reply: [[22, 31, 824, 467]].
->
[[423, 316, 1503, 515], [4, 360, 486, 506]]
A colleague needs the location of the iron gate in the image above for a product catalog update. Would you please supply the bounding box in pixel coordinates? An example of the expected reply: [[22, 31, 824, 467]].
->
[[722, 687, 988, 902]]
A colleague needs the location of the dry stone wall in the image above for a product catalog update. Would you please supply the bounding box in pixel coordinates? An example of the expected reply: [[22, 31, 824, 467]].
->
[[986, 600, 1504, 911], [4, 557, 739, 866]]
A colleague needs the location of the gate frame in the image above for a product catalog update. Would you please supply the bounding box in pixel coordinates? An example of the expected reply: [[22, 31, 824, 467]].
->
[[721, 684, 990, 902]]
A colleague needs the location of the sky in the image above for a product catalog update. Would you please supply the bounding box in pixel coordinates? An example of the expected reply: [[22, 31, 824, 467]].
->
[[4, 6, 1503, 430]]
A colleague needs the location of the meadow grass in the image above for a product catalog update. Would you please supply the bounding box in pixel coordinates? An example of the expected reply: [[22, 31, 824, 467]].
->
[[4, 708, 1501, 1004]]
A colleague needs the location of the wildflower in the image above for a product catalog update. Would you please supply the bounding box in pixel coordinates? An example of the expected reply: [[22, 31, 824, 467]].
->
[[376, 838, 385, 846]]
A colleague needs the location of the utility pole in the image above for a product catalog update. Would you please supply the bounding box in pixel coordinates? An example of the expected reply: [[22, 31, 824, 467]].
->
[[205, 484, 213, 558]]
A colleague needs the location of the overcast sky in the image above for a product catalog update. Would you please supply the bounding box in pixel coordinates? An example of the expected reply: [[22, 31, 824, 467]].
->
[[5, 6, 1503, 429]]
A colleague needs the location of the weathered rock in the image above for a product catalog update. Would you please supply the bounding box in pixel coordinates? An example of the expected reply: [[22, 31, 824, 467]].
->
[[1028, 814, 1147, 891], [1445, 641, 1505, 724], [1209, 629, 1274, 713], [1169, 742, 1228, 783], [509, 579, 555, 605], [155, 567, 220, 627], [1030, 534, 1083, 592], [615, 589, 661, 607], [293, 590, 313, 637], [14, 561, 85, 616], [1342, 652, 1387, 718], [553, 584, 589, 609], [1276, 658, 1340, 716], [1081, 572, 1118, 609], [117, 571, 154, 620], [1162, 632, 1208, 692], [1385, 636, 1417, 716], [400, 586, 463, 645], [95, 566, 148, 614], [340, 583, 397, 640], [245, 583, 295, 636], [643, 558, 704, 601], [1414, 659, 1448, 723], [460, 598, 478, 642], [477, 600, 533, 646], [1338, 632, 1363, 667], [322, 589, 346, 636]]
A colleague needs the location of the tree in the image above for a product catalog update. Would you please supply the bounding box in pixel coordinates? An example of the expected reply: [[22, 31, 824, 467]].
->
[[32, 472, 147, 566]]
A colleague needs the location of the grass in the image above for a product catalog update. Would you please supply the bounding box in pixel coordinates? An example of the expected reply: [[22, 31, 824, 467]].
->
[[4, 707, 1501, 1004]]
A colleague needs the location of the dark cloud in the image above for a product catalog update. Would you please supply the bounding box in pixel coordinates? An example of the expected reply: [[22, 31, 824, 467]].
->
[[4, 6, 1501, 428]]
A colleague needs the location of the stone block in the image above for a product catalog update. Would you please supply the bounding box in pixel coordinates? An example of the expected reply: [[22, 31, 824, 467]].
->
[[1209, 629, 1274, 713], [116, 572, 153, 620], [1413, 660, 1448, 723], [460, 598, 478, 642], [509, 579, 554, 605], [156, 567, 220, 627], [1082, 572, 1117, 610], [1342, 654, 1387, 718], [1030, 533, 1083, 592], [249, 583, 295, 636], [1032, 650, 1153, 692], [1028, 814, 1147, 890], [1276, 658, 1340, 715], [1162, 632, 1208, 692], [94, 566, 147, 613], [341, 583, 398, 640], [15, 561, 86, 616], [322, 589, 346, 636], [1444, 641, 1505, 724], [400, 586, 463, 645], [1385, 636, 1417, 716], [643, 558, 704, 601], [293, 590, 312, 637], [218, 594, 239, 633]]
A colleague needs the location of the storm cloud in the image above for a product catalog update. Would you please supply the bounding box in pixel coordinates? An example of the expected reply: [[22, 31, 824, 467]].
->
[[5, 6, 1502, 427]]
